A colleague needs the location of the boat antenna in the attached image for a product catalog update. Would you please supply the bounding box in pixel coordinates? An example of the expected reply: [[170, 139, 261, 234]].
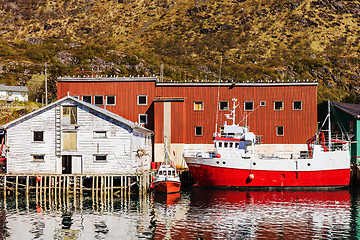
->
[[328, 100, 331, 149], [214, 58, 222, 136]]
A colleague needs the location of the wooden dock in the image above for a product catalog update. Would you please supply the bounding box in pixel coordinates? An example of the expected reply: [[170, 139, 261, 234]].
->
[[0, 173, 153, 202]]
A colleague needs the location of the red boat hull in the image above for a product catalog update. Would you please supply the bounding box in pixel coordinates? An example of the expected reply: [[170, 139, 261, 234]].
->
[[187, 164, 350, 188], [153, 180, 181, 193]]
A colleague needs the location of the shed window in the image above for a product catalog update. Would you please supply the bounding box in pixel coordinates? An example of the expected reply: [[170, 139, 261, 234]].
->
[[82, 95, 92, 104], [106, 96, 116, 105], [62, 106, 77, 125], [244, 101, 254, 111], [94, 96, 104, 105], [260, 101, 266, 106], [94, 155, 107, 162], [93, 131, 107, 138], [33, 131, 44, 142], [72, 96, 79, 99], [137, 95, 147, 105], [32, 155, 44, 161], [194, 101, 204, 111], [195, 126, 203, 136], [219, 101, 228, 111], [293, 101, 302, 110], [139, 114, 147, 125], [274, 101, 284, 110], [276, 126, 284, 136], [63, 132, 77, 150]]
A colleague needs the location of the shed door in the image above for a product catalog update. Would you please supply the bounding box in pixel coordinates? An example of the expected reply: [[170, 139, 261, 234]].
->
[[72, 156, 82, 174]]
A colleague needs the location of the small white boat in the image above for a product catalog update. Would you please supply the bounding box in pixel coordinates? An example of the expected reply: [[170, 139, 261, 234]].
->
[[151, 141, 181, 193]]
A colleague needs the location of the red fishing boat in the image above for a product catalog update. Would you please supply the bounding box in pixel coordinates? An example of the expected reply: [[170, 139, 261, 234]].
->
[[183, 100, 351, 188], [152, 141, 181, 193]]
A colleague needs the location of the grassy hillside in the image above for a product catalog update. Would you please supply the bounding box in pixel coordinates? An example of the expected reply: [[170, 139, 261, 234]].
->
[[0, 0, 359, 103]]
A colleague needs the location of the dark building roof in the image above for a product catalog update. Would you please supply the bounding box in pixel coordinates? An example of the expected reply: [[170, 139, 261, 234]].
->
[[332, 101, 360, 119]]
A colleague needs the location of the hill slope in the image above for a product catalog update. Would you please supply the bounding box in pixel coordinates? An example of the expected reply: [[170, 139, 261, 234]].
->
[[0, 0, 359, 102]]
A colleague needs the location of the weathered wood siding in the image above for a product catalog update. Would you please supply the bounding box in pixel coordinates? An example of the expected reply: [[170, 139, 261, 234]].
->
[[6, 98, 152, 174], [6, 107, 57, 174]]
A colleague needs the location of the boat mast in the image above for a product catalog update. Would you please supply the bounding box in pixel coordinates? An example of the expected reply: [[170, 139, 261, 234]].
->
[[328, 100, 331, 149]]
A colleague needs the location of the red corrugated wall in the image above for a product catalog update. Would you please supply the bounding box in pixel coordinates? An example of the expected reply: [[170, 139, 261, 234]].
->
[[154, 84, 317, 144]]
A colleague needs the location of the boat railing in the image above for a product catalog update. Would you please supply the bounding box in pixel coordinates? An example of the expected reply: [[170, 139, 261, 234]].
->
[[183, 149, 217, 158]]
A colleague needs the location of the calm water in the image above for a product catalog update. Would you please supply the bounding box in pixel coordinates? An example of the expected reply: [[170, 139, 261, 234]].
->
[[1, 187, 360, 239]]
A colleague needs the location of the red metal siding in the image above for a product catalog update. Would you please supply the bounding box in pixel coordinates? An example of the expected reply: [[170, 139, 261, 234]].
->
[[154, 85, 317, 144]]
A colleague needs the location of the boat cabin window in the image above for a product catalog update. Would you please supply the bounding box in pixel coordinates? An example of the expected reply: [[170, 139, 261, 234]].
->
[[235, 143, 239, 148], [229, 142, 233, 148], [218, 142, 223, 148], [168, 170, 172, 175], [224, 142, 228, 148]]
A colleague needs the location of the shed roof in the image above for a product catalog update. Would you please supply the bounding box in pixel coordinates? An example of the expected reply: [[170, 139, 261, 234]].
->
[[0, 84, 28, 92], [3, 96, 153, 135], [332, 101, 360, 119]]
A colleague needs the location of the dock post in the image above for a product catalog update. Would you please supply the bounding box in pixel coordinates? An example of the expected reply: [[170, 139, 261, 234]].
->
[[80, 176, 83, 199], [96, 175, 99, 206], [26, 175, 29, 196], [3, 175, 6, 198], [100, 176, 104, 209], [128, 176, 131, 196], [15, 175, 18, 196]]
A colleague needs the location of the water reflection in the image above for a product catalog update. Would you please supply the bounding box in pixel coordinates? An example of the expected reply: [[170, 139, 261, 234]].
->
[[0, 188, 360, 239]]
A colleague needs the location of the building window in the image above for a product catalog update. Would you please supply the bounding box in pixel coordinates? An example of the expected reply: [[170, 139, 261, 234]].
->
[[71, 96, 79, 99], [94, 154, 107, 162], [195, 126, 203, 136], [194, 101, 204, 111], [260, 101, 266, 106], [139, 114, 147, 125], [82, 95, 92, 104], [94, 96, 104, 105], [244, 101, 254, 111], [33, 131, 44, 142], [293, 101, 302, 110], [276, 126, 284, 136], [219, 101, 228, 111], [274, 101, 284, 110], [137, 95, 147, 105], [63, 132, 77, 150], [106, 96, 116, 105], [93, 131, 107, 138], [62, 106, 77, 125], [32, 155, 45, 162]]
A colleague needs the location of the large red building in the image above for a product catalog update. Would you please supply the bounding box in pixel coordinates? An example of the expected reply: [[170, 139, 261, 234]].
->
[[57, 76, 318, 167]]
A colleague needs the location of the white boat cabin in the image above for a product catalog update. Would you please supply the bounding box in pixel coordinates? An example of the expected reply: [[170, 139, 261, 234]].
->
[[3, 96, 153, 174]]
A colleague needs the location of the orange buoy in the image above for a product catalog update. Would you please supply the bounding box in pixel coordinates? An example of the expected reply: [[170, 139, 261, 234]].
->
[[150, 183, 154, 189], [249, 173, 254, 180], [216, 154, 221, 158]]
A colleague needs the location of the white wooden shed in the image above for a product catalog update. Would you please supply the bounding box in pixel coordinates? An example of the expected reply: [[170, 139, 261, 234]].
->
[[2, 96, 153, 174]]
